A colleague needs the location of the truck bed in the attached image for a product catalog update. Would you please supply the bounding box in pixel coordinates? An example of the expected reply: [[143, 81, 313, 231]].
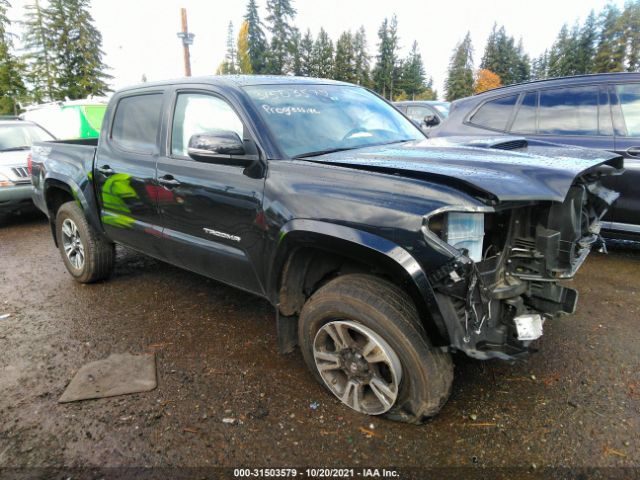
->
[[30, 139, 99, 220], [45, 138, 99, 147]]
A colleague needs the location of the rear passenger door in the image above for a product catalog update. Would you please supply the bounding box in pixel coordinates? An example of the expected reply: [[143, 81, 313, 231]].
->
[[95, 91, 166, 257], [610, 83, 640, 230]]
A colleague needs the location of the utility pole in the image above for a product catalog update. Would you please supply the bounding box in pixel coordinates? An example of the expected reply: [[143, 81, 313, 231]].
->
[[176, 8, 195, 77]]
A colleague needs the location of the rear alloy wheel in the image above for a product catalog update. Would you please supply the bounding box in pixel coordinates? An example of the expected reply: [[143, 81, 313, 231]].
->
[[313, 320, 402, 415], [61, 218, 85, 270], [55, 201, 115, 283]]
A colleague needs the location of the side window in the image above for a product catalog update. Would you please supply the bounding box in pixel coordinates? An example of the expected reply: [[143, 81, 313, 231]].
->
[[468, 95, 518, 131], [538, 86, 598, 135], [171, 93, 244, 157], [616, 83, 640, 137], [111, 94, 163, 153], [406, 106, 431, 123], [510, 92, 538, 134]]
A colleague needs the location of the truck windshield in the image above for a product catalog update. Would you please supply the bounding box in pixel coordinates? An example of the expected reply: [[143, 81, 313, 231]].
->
[[244, 84, 424, 158]]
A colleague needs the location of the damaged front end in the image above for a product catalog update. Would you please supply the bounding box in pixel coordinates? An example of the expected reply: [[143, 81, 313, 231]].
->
[[423, 171, 620, 360]]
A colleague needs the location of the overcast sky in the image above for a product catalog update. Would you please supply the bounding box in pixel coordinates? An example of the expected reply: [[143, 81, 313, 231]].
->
[[7, 0, 626, 97]]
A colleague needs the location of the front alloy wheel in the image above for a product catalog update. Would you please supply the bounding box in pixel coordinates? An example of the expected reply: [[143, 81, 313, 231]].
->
[[313, 320, 402, 415], [298, 274, 453, 423]]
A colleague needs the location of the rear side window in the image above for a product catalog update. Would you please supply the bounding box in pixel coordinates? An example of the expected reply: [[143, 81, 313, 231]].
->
[[111, 94, 163, 153], [510, 92, 538, 134], [538, 86, 598, 135], [616, 83, 640, 137], [469, 95, 518, 131]]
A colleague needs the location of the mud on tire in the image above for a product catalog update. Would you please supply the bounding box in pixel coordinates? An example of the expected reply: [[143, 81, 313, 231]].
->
[[298, 273, 453, 424]]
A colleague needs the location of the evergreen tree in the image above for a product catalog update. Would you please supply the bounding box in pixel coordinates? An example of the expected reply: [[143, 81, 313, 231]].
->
[[547, 23, 581, 77], [290, 27, 302, 76], [264, 0, 296, 74], [237, 20, 252, 74], [514, 39, 530, 83], [531, 50, 549, 79], [372, 16, 399, 98], [480, 24, 500, 75], [623, 1, 640, 72], [46, 0, 111, 100], [243, 0, 267, 74], [0, 0, 26, 114], [21, 0, 54, 102], [480, 24, 529, 86], [577, 10, 597, 74], [0, 0, 9, 40], [388, 15, 401, 98], [400, 41, 426, 100], [593, 4, 626, 73], [353, 26, 370, 87], [298, 29, 314, 77], [445, 32, 474, 101], [310, 27, 333, 78], [372, 18, 389, 96], [333, 31, 356, 83], [220, 21, 238, 74]]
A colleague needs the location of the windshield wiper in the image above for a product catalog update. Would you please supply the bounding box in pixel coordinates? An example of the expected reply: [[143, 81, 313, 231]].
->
[[0, 146, 30, 152], [294, 146, 363, 159], [293, 139, 415, 159]]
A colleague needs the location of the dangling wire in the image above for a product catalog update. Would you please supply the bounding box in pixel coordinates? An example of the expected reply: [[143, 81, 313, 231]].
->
[[464, 263, 493, 338], [597, 234, 608, 254]]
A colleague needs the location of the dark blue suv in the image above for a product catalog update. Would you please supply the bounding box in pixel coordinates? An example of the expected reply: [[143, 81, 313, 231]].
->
[[432, 73, 640, 240]]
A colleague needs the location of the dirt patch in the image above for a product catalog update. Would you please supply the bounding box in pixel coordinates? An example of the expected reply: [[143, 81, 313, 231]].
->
[[0, 212, 638, 470]]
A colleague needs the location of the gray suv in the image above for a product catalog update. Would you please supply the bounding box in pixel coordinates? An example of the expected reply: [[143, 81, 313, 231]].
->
[[431, 73, 640, 240]]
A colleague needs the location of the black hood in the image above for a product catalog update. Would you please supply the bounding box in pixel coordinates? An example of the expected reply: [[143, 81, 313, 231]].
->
[[305, 137, 624, 203]]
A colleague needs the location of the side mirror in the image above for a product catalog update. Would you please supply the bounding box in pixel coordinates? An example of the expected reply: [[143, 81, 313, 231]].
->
[[187, 131, 245, 160], [423, 115, 440, 127]]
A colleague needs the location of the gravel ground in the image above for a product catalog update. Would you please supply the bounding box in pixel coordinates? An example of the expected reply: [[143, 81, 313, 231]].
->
[[0, 212, 638, 477]]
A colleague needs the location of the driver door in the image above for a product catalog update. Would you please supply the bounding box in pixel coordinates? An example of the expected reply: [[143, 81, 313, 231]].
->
[[156, 89, 266, 295]]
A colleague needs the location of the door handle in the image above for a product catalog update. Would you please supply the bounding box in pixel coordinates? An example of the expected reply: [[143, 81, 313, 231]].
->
[[626, 147, 640, 157], [97, 165, 114, 175], [158, 175, 181, 188]]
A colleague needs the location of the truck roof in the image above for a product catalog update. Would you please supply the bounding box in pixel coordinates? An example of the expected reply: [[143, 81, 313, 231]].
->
[[117, 75, 353, 94]]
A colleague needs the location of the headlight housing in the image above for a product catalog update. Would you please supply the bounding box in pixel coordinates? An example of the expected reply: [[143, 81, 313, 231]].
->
[[443, 212, 485, 262], [423, 207, 493, 262]]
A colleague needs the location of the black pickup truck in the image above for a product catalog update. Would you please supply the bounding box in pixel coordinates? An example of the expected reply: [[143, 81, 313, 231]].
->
[[31, 76, 623, 423]]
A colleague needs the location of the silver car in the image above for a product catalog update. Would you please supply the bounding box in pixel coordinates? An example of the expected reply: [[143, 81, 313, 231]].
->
[[0, 120, 55, 215]]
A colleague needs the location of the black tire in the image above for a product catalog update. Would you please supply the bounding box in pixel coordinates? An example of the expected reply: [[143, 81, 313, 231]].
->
[[298, 273, 453, 423], [55, 201, 115, 283]]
